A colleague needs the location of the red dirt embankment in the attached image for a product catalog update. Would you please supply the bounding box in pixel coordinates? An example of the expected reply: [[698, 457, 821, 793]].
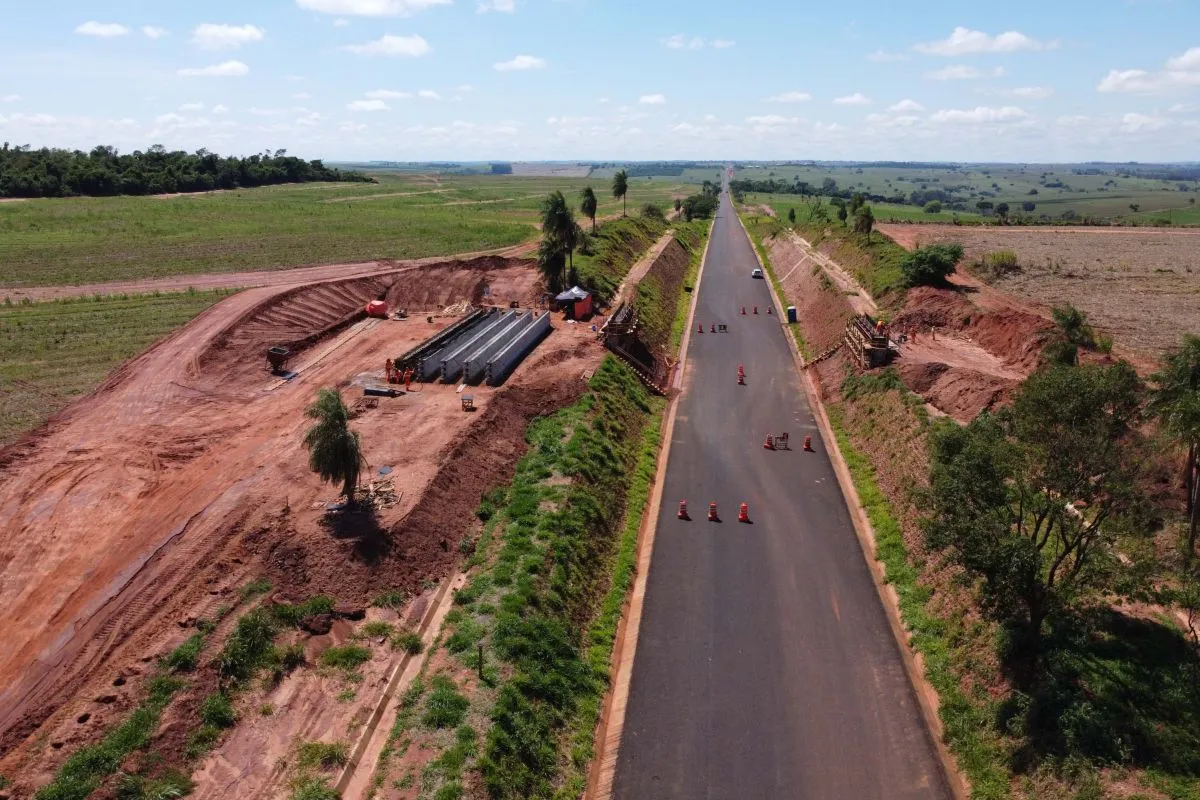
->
[[0, 253, 603, 791], [766, 232, 1049, 421]]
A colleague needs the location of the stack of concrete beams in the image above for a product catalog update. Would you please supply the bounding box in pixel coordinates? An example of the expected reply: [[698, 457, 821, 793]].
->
[[463, 311, 530, 384], [415, 308, 499, 381], [440, 310, 520, 383], [486, 311, 551, 386]]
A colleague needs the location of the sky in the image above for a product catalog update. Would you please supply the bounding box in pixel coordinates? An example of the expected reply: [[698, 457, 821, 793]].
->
[[1, 0, 1199, 163]]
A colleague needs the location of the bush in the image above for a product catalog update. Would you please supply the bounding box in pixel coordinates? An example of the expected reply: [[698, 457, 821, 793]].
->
[[423, 676, 470, 729], [319, 645, 371, 670], [217, 609, 277, 684], [297, 740, 349, 770], [681, 193, 718, 221], [200, 692, 236, 728], [1051, 304, 1096, 349], [923, 200, 943, 214], [358, 621, 393, 639], [289, 777, 340, 800], [391, 630, 424, 655], [163, 633, 204, 672], [900, 243, 964, 287], [979, 249, 1020, 280], [640, 203, 665, 221]]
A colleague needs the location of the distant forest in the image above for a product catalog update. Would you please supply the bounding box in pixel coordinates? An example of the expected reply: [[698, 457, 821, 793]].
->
[[0, 144, 374, 198]]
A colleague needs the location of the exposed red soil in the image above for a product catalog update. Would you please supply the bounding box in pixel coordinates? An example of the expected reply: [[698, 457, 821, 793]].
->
[[0, 254, 604, 794], [878, 223, 1200, 252], [764, 233, 1049, 422]]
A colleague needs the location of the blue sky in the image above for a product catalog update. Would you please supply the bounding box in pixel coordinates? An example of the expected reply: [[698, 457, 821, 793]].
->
[[1, 0, 1198, 162]]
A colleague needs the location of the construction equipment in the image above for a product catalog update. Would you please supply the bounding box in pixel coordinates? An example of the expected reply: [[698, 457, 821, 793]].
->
[[845, 314, 893, 370], [267, 346, 290, 373], [364, 385, 400, 398]]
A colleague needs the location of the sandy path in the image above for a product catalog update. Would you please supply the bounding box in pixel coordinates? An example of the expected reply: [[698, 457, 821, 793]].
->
[[612, 233, 676, 308], [321, 189, 452, 203], [877, 223, 1200, 251], [4, 243, 537, 302]]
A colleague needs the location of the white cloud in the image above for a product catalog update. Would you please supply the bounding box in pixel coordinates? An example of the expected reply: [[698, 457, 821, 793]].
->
[[366, 89, 411, 99], [889, 99, 924, 112], [191, 24, 265, 49], [704, 114, 717, 122], [292, 92, 311, 100], [179, 102, 205, 111], [1, 94, 20, 103], [155, 113, 186, 124], [493, 54, 545, 71], [212, 104, 230, 114], [663, 33, 725, 50], [348, 99, 389, 111], [639, 94, 666, 105], [746, 115, 796, 125], [75, 21, 130, 38], [930, 105, 1030, 124], [177, 60, 250, 77], [334, 18, 350, 26], [142, 26, 169, 39], [340, 121, 369, 133], [296, 0, 451, 16], [456, 84, 474, 92], [663, 34, 685, 49], [713, 39, 735, 49], [915, 27, 1055, 56], [344, 34, 432, 56], [1097, 47, 1200, 94], [834, 92, 871, 105], [866, 49, 908, 63], [688, 37, 705, 49], [1166, 48, 1200, 71], [1120, 112, 1167, 133], [926, 65, 1003, 81], [598, 97, 610, 104], [477, 0, 515, 12], [767, 91, 812, 103], [418, 89, 441, 100], [1006, 86, 1054, 99]]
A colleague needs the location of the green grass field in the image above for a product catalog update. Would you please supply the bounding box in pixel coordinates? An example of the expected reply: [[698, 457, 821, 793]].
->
[[0, 290, 230, 445], [0, 173, 691, 289], [744, 193, 986, 223]]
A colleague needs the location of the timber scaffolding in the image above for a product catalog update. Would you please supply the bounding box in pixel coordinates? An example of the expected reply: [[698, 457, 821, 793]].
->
[[599, 302, 668, 395], [844, 314, 894, 370]]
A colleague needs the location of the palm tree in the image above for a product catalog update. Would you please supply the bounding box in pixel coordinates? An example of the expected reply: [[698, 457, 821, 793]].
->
[[1150, 335, 1200, 554], [612, 169, 628, 217], [303, 388, 365, 502], [580, 186, 598, 232], [538, 190, 582, 290]]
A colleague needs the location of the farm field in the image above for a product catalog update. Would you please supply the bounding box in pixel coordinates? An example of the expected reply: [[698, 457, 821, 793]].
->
[[878, 223, 1200, 356], [0, 172, 691, 289], [0, 290, 230, 445], [743, 192, 986, 223], [723, 162, 1200, 222]]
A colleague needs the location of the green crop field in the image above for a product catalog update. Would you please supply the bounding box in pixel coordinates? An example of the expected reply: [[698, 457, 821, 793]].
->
[[743, 193, 985, 224], [0, 172, 691, 289], [0, 290, 230, 445]]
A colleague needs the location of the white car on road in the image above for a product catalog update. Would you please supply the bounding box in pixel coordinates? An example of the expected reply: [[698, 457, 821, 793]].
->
[[751, 268, 764, 279]]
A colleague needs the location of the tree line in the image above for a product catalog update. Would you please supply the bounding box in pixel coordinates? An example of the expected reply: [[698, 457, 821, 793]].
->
[[0, 143, 373, 198]]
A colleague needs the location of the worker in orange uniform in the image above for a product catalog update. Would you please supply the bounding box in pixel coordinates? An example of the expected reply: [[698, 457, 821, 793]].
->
[[403, 367, 414, 391]]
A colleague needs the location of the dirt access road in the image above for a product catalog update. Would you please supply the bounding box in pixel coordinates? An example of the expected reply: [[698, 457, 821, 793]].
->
[[611, 193, 950, 799], [0, 253, 602, 787]]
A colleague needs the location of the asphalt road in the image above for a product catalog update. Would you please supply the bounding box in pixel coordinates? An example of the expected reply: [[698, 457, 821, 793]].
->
[[611, 191, 951, 800]]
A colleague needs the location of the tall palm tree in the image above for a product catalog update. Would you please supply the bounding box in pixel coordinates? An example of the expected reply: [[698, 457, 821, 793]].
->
[[539, 190, 582, 290], [303, 388, 365, 501], [612, 169, 628, 217], [580, 186, 598, 232]]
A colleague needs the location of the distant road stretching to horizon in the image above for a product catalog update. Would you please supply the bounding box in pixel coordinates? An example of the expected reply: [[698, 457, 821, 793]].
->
[[611, 190, 952, 799]]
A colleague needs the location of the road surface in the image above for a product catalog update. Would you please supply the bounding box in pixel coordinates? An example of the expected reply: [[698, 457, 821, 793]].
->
[[612, 192, 951, 799]]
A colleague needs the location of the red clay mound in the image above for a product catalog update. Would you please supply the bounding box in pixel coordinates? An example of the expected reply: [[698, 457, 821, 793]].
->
[[896, 362, 1013, 422]]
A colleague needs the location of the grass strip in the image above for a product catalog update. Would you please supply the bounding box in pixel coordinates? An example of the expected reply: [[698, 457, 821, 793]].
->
[[825, 404, 1010, 800]]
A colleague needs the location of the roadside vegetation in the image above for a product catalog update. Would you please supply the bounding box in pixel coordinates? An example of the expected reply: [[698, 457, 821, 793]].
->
[[0, 289, 233, 446]]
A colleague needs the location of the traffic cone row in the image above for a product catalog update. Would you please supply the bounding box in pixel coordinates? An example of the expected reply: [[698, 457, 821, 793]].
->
[[675, 501, 751, 524]]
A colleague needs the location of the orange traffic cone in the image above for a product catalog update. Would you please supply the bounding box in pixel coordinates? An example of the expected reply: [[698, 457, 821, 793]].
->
[[738, 502, 750, 523], [763, 435, 775, 450], [803, 435, 814, 452], [767, 306, 773, 315], [741, 306, 746, 315], [754, 306, 759, 315], [738, 373, 745, 385], [678, 500, 690, 520], [698, 323, 704, 334], [710, 323, 716, 333], [707, 502, 719, 522]]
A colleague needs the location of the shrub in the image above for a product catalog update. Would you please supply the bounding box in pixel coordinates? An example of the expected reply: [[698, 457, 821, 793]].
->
[[163, 633, 204, 672], [272, 596, 334, 627], [900, 243, 964, 287], [640, 203, 665, 221], [391, 630, 424, 655], [423, 676, 470, 729], [979, 249, 1020, 280], [372, 590, 407, 610], [297, 740, 349, 771], [200, 692, 236, 728], [923, 200, 943, 214], [358, 621, 393, 639], [217, 609, 277, 684], [1051, 304, 1096, 349], [289, 777, 339, 800], [319, 645, 371, 670]]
